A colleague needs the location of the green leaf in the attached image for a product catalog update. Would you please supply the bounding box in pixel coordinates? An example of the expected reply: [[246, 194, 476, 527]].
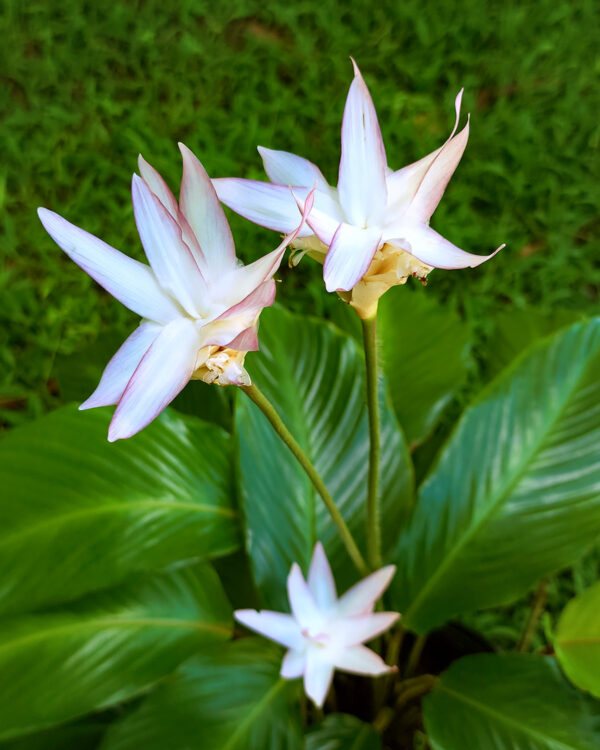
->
[[392, 318, 600, 633], [0, 721, 106, 750], [378, 288, 472, 446], [100, 639, 302, 750], [306, 714, 381, 750], [556, 581, 600, 699], [423, 654, 600, 750], [0, 565, 232, 740], [0, 405, 238, 615], [236, 307, 413, 606]]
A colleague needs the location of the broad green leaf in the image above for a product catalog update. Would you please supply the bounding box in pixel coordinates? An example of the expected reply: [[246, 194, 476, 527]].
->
[[0, 405, 238, 615], [306, 714, 381, 750], [378, 288, 472, 446], [0, 565, 232, 740], [100, 639, 302, 750], [424, 654, 600, 750], [236, 307, 413, 607], [0, 721, 106, 750], [392, 319, 600, 633], [556, 581, 600, 699]]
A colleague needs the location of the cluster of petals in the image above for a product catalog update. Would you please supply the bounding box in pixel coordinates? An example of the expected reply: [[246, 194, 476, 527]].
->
[[38, 145, 311, 441], [214, 60, 503, 317], [235, 542, 400, 707]]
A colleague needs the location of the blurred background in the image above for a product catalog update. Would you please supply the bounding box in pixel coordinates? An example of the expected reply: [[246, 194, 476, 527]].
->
[[1, 0, 598, 429]]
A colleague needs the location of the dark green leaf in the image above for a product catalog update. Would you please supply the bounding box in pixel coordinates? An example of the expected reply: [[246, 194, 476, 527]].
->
[[306, 714, 381, 750], [0, 405, 238, 615], [424, 654, 600, 750], [392, 319, 600, 633], [0, 721, 106, 750], [101, 639, 302, 750], [0, 565, 232, 740], [556, 581, 600, 699], [236, 307, 413, 607]]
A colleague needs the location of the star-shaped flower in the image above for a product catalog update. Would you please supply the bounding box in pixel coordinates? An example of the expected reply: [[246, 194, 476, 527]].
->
[[235, 542, 400, 707], [214, 60, 503, 318], [38, 144, 311, 440]]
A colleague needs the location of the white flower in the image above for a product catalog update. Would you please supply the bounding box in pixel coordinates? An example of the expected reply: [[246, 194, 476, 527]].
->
[[38, 144, 311, 440], [235, 542, 399, 707]]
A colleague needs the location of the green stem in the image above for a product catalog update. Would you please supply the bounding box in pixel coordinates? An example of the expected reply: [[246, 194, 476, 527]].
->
[[404, 634, 426, 678], [361, 314, 382, 570], [517, 578, 549, 652], [242, 383, 369, 577]]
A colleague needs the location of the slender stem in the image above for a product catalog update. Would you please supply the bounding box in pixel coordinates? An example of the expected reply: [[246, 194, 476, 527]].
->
[[242, 383, 369, 577], [373, 674, 439, 734], [517, 578, 549, 652], [404, 634, 426, 678], [361, 314, 382, 570]]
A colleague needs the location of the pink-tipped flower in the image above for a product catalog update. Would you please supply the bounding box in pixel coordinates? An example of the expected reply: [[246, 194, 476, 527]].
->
[[235, 542, 399, 708], [39, 145, 312, 441], [214, 60, 503, 318]]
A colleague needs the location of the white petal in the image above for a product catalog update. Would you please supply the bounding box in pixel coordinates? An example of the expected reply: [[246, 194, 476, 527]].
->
[[234, 610, 304, 650], [225, 325, 259, 352], [108, 317, 200, 441], [323, 223, 381, 292], [280, 649, 306, 679], [385, 224, 504, 270], [79, 322, 161, 409], [137, 154, 180, 221], [37, 208, 181, 324], [335, 566, 396, 618], [303, 649, 334, 708], [307, 542, 337, 611], [338, 612, 400, 647], [287, 563, 322, 630], [131, 174, 206, 317], [337, 59, 387, 227], [216, 280, 275, 327], [258, 146, 329, 190], [178, 143, 237, 275], [331, 645, 392, 676]]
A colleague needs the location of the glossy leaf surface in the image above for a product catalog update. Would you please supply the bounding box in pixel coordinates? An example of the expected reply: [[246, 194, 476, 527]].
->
[[306, 713, 382, 750]]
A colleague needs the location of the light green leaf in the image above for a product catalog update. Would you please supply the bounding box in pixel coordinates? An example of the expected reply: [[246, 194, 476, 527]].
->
[[424, 654, 600, 750], [392, 319, 600, 633], [236, 307, 413, 606], [556, 581, 600, 699], [0, 565, 232, 740], [378, 288, 472, 446], [0, 405, 238, 615], [100, 639, 302, 750], [306, 714, 381, 750]]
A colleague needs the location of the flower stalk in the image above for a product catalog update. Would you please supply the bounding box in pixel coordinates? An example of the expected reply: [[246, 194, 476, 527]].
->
[[362, 313, 382, 570]]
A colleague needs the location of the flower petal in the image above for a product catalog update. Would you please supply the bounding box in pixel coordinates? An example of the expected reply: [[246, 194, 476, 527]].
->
[[258, 146, 329, 191], [234, 610, 304, 650], [386, 225, 504, 269], [37, 208, 181, 324], [108, 317, 200, 441], [287, 563, 322, 630], [338, 612, 400, 647], [323, 223, 381, 292], [337, 59, 387, 227], [79, 322, 162, 410], [216, 280, 275, 326], [225, 325, 259, 352], [304, 650, 334, 708], [307, 542, 337, 611], [331, 644, 392, 676], [281, 649, 306, 679], [335, 565, 396, 618], [178, 143, 237, 275]]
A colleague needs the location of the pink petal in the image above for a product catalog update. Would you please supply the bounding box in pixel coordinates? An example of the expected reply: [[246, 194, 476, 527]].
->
[[287, 563, 322, 630], [258, 146, 329, 190], [323, 223, 381, 292], [280, 649, 306, 679], [331, 645, 392, 676], [108, 317, 200, 441], [234, 610, 304, 650], [304, 650, 334, 708], [339, 612, 400, 647], [79, 322, 161, 410], [131, 175, 206, 317], [335, 565, 396, 618], [225, 325, 259, 352], [37, 208, 181, 324], [178, 143, 237, 275], [217, 280, 276, 325], [307, 542, 337, 611], [337, 59, 387, 227], [137, 154, 180, 221], [292, 190, 340, 246], [385, 225, 504, 269]]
